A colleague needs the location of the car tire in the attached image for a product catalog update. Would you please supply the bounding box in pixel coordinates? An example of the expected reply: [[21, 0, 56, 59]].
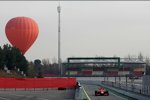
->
[[106, 94, 109, 96], [105, 93, 109, 96], [95, 91, 97, 96]]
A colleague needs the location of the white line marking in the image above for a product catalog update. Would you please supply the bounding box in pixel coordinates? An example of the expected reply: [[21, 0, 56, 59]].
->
[[82, 86, 91, 100], [37, 98, 49, 100], [110, 92, 128, 100], [0, 97, 10, 100]]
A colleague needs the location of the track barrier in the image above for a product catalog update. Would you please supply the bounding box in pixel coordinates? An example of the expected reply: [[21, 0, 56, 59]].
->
[[75, 82, 91, 100], [0, 77, 76, 88]]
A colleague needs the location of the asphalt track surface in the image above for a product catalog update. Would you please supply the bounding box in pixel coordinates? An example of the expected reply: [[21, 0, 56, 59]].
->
[[82, 84, 127, 100], [0, 89, 75, 100]]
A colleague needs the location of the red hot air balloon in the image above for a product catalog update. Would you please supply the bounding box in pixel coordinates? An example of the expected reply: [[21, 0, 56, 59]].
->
[[5, 17, 39, 54]]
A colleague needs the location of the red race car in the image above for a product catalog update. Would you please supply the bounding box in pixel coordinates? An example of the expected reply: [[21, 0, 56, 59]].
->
[[95, 87, 109, 96]]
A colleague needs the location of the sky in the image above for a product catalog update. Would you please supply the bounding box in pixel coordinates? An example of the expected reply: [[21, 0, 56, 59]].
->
[[0, 1, 150, 62]]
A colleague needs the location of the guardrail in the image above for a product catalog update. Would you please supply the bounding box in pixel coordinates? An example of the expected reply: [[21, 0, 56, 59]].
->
[[101, 81, 150, 96], [100, 81, 150, 100], [75, 82, 91, 100]]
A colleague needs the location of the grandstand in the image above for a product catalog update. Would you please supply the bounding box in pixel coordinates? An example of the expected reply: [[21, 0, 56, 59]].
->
[[63, 57, 146, 77]]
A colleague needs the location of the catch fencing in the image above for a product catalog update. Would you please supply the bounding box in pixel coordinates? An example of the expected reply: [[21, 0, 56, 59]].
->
[[102, 81, 150, 96]]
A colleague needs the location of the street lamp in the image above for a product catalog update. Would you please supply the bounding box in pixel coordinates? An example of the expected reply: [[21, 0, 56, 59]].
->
[[57, 4, 62, 76]]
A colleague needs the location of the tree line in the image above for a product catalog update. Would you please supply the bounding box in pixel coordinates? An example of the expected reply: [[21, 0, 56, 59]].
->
[[28, 58, 61, 77], [0, 44, 61, 77], [0, 44, 28, 74], [1, 44, 150, 77]]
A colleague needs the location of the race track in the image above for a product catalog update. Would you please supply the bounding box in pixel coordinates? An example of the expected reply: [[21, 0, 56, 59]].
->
[[0, 89, 75, 100], [82, 84, 127, 100]]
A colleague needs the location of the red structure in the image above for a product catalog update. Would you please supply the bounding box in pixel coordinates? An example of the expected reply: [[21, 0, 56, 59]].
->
[[0, 78, 76, 88]]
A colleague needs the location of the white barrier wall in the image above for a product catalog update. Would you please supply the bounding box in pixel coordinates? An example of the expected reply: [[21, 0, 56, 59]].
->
[[92, 71, 103, 75], [134, 67, 144, 71], [118, 71, 129, 76]]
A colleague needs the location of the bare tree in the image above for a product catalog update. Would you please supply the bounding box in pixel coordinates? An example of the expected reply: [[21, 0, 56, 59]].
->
[[52, 57, 57, 64], [145, 57, 150, 65], [42, 58, 51, 66], [51, 57, 59, 75], [27, 61, 36, 77], [138, 52, 144, 61], [124, 54, 135, 61]]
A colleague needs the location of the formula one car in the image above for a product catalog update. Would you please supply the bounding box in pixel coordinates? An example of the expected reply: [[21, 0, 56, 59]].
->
[[95, 87, 109, 96]]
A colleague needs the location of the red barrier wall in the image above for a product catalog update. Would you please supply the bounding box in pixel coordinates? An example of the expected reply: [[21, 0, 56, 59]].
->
[[133, 71, 144, 77], [0, 77, 76, 88]]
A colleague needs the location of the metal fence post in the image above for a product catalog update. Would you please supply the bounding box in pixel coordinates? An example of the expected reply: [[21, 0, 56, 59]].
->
[[148, 86, 150, 95], [125, 75, 127, 91]]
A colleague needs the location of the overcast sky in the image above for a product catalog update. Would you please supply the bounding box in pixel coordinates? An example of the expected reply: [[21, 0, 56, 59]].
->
[[0, 1, 150, 62]]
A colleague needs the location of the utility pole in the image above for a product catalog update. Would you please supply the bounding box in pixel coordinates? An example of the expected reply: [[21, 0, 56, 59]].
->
[[57, 3, 62, 76]]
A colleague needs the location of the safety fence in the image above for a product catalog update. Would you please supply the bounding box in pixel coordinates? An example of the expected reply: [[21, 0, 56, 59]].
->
[[101, 81, 150, 96], [0, 77, 76, 88]]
